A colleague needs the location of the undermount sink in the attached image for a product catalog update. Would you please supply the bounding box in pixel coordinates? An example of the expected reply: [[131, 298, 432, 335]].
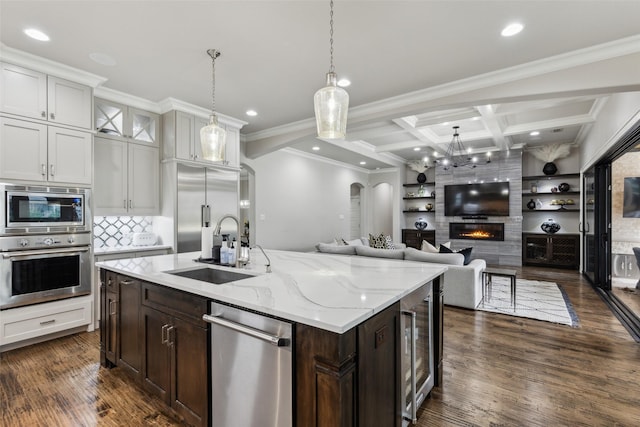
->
[[166, 267, 253, 284]]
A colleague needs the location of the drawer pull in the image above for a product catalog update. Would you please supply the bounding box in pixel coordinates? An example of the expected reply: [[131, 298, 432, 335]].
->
[[40, 319, 56, 326], [120, 280, 134, 285]]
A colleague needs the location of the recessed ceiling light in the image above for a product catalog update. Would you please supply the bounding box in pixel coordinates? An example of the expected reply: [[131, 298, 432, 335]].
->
[[337, 78, 351, 87], [422, 156, 429, 162], [246, 109, 258, 117], [501, 23, 524, 37], [24, 28, 50, 42], [359, 161, 366, 165], [312, 146, 320, 151], [413, 147, 421, 152], [441, 121, 449, 126], [89, 52, 117, 66], [529, 131, 540, 136]]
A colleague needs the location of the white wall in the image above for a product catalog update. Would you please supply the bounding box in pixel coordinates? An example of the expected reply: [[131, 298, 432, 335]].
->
[[580, 92, 640, 171], [248, 149, 370, 251], [371, 183, 393, 237]]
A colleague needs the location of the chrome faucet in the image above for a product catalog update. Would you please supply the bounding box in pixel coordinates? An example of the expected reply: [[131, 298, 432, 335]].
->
[[213, 214, 242, 268], [253, 244, 272, 273]]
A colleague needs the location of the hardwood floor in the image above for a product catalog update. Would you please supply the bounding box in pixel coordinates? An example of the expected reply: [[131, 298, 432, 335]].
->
[[1, 266, 639, 426]]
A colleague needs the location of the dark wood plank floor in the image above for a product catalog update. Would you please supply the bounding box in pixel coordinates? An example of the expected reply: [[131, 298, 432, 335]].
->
[[1, 266, 639, 426]]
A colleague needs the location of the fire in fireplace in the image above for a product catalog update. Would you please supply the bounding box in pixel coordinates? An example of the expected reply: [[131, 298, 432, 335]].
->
[[449, 222, 505, 241]]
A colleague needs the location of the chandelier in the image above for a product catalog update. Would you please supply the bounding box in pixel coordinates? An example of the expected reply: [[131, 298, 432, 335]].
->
[[438, 126, 490, 170], [200, 49, 226, 162], [314, 0, 349, 139]]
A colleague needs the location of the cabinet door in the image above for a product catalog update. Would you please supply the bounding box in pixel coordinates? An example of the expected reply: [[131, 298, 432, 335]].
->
[[0, 117, 48, 181], [47, 76, 92, 129], [95, 98, 126, 139], [118, 277, 142, 380], [223, 124, 240, 168], [130, 107, 160, 146], [194, 115, 209, 162], [128, 143, 160, 215], [549, 235, 579, 267], [141, 305, 172, 403], [105, 289, 118, 365], [47, 127, 92, 185], [171, 317, 209, 427], [94, 137, 128, 215], [0, 63, 47, 120], [175, 111, 195, 161]]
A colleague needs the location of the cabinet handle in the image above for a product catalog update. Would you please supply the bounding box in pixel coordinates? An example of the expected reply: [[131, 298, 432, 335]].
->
[[50, 164, 55, 176], [161, 324, 168, 345], [40, 319, 56, 326], [41, 111, 46, 118], [120, 279, 134, 285], [41, 164, 46, 177], [401, 309, 418, 424], [166, 325, 175, 347], [128, 200, 132, 209], [50, 112, 56, 120], [109, 300, 117, 316]]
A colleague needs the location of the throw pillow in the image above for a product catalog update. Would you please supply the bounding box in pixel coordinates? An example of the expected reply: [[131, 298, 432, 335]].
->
[[369, 233, 388, 249], [383, 235, 395, 249], [335, 237, 348, 246], [439, 245, 473, 265], [421, 240, 439, 253]]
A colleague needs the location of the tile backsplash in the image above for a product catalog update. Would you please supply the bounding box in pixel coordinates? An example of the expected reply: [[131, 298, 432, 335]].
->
[[93, 216, 154, 248]]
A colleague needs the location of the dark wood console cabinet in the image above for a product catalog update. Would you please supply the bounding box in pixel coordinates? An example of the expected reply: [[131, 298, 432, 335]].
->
[[522, 233, 579, 269], [99, 270, 209, 427], [402, 229, 435, 249]]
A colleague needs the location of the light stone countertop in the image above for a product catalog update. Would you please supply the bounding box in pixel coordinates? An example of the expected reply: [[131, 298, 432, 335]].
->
[[94, 244, 173, 256], [96, 249, 447, 333]]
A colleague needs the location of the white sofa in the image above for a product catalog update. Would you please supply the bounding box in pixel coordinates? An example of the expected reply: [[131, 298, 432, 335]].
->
[[315, 243, 486, 310]]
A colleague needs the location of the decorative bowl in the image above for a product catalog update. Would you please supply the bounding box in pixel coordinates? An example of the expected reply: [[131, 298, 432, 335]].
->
[[558, 183, 570, 192], [541, 218, 561, 234], [414, 219, 428, 230]]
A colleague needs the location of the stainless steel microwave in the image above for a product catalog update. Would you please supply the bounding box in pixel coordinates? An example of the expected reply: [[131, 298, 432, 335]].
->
[[1, 183, 91, 234]]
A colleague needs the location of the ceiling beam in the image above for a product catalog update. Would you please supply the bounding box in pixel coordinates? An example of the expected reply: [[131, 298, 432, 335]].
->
[[476, 105, 510, 150], [503, 113, 596, 136]]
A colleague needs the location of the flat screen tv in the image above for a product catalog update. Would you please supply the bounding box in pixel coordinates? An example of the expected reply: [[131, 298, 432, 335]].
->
[[444, 182, 510, 217], [623, 177, 640, 218]]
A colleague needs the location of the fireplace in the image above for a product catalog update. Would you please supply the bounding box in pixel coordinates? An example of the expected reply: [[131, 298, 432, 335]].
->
[[449, 222, 504, 241]]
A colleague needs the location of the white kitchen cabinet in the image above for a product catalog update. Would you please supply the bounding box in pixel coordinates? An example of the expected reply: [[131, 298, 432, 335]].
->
[[0, 117, 92, 185], [94, 136, 159, 215], [0, 62, 92, 129], [95, 98, 159, 146], [163, 110, 241, 168]]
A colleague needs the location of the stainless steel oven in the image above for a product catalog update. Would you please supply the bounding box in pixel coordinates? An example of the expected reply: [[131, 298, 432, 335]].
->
[[401, 282, 434, 425], [1, 183, 90, 234], [0, 232, 92, 309]]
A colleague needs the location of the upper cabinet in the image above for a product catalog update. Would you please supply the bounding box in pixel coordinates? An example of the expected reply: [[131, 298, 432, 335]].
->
[[0, 62, 92, 129], [162, 110, 241, 168], [95, 98, 160, 146], [0, 117, 92, 185]]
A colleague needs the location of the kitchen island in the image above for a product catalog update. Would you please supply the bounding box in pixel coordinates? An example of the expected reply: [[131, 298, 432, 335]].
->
[[97, 249, 447, 426]]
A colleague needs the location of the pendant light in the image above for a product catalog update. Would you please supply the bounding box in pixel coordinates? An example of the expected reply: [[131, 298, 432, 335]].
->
[[314, 0, 349, 139], [200, 49, 226, 162]]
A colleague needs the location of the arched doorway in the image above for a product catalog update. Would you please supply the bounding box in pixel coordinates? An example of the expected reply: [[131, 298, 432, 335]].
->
[[350, 183, 364, 239]]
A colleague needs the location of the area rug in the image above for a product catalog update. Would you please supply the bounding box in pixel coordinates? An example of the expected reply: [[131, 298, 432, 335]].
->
[[477, 277, 580, 327]]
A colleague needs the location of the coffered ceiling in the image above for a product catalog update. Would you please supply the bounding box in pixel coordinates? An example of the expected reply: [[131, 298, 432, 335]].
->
[[1, 1, 639, 170]]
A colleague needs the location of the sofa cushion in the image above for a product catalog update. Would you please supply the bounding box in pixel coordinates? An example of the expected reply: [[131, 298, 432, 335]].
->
[[316, 242, 357, 255], [404, 247, 464, 265], [439, 245, 473, 265], [355, 245, 405, 259]]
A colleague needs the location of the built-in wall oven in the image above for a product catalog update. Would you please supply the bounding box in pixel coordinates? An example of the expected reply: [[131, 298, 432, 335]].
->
[[401, 282, 434, 426], [1, 184, 92, 309]]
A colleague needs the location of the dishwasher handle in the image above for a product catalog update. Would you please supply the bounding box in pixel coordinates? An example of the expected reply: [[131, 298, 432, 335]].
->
[[202, 313, 290, 347]]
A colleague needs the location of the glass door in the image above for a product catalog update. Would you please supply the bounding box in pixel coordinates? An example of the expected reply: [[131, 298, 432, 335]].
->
[[583, 170, 596, 283]]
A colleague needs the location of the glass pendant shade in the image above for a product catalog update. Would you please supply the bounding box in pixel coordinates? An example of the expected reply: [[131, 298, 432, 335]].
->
[[314, 72, 349, 139], [200, 114, 226, 162]]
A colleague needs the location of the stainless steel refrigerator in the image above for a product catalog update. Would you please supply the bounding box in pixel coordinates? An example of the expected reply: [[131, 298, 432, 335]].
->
[[176, 163, 239, 253]]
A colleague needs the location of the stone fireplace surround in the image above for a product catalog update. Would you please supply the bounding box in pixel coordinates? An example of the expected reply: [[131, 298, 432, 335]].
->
[[434, 149, 522, 266]]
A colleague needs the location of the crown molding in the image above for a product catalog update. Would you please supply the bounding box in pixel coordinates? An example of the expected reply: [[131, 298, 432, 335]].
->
[[0, 43, 107, 88], [281, 147, 397, 174], [94, 86, 162, 113], [158, 97, 247, 129]]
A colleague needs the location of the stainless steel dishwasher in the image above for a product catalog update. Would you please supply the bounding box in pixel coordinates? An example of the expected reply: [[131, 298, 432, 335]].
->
[[203, 302, 293, 427]]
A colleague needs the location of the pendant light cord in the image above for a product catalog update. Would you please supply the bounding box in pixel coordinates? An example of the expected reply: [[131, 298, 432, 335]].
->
[[207, 49, 220, 116], [329, 0, 335, 73]]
